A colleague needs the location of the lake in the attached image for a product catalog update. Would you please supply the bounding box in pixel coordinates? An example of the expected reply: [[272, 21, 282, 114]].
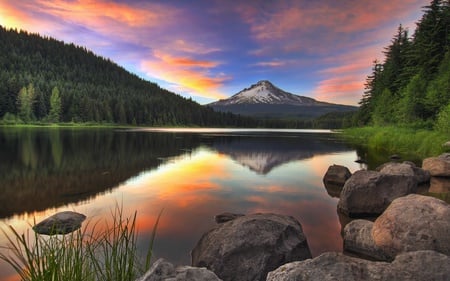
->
[[0, 127, 372, 280]]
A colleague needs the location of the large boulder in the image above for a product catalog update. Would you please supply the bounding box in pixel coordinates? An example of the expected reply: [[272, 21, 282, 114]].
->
[[378, 161, 430, 184], [33, 211, 86, 235], [266, 251, 450, 281], [422, 153, 450, 177], [372, 194, 450, 258], [337, 170, 418, 217], [136, 258, 221, 281], [191, 213, 311, 281], [343, 219, 390, 261]]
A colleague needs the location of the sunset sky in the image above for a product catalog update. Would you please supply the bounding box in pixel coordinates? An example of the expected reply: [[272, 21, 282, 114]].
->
[[0, 0, 426, 105]]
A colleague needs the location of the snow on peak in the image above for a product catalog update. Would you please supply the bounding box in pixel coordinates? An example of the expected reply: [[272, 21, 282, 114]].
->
[[212, 80, 316, 106]]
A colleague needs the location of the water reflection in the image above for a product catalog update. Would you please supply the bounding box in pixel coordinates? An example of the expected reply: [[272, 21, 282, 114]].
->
[[0, 127, 202, 218], [0, 128, 364, 280]]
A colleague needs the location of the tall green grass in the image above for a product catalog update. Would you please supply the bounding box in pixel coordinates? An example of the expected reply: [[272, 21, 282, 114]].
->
[[0, 206, 162, 281], [343, 126, 449, 159]]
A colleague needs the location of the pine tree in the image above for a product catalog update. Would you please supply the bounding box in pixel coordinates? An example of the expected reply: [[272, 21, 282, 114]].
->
[[48, 86, 61, 122]]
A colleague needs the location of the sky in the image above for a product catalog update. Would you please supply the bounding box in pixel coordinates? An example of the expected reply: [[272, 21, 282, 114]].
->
[[0, 0, 427, 105]]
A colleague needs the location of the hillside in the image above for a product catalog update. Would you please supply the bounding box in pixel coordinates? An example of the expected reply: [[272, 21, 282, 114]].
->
[[356, 0, 450, 132], [208, 80, 357, 118], [0, 26, 254, 127]]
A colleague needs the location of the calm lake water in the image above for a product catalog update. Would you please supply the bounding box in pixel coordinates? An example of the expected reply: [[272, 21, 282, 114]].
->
[[0, 127, 373, 280]]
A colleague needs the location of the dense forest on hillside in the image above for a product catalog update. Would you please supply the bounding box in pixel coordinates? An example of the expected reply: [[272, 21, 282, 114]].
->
[[0, 26, 259, 127], [356, 0, 450, 133]]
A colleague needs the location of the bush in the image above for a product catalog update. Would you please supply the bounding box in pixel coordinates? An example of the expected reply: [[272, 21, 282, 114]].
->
[[435, 103, 450, 134]]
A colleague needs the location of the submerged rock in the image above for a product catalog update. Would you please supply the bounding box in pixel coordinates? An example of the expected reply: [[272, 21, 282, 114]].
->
[[422, 153, 450, 177], [337, 170, 417, 217], [372, 194, 450, 259], [33, 211, 86, 235], [191, 213, 311, 281], [266, 251, 450, 281], [136, 258, 222, 281]]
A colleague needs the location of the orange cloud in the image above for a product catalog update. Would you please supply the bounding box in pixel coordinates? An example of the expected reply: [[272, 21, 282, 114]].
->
[[314, 75, 365, 104], [35, 0, 166, 28], [0, 2, 52, 31], [141, 51, 229, 100]]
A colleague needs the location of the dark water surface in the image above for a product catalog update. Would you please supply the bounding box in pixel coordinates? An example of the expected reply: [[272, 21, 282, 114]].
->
[[0, 127, 371, 280]]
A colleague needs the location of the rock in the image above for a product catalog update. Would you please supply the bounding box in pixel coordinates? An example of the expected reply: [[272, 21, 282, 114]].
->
[[372, 194, 450, 259], [429, 176, 450, 193], [266, 251, 450, 281], [191, 213, 311, 281], [343, 219, 390, 261], [323, 165, 352, 197], [378, 161, 430, 184], [422, 153, 450, 177], [214, 212, 244, 224], [33, 211, 86, 235], [390, 154, 401, 160], [136, 258, 222, 281], [323, 182, 344, 198], [323, 164, 352, 186], [337, 170, 418, 217], [443, 141, 450, 148]]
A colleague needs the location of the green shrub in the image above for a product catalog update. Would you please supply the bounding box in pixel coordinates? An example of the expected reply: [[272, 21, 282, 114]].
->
[[435, 103, 450, 134]]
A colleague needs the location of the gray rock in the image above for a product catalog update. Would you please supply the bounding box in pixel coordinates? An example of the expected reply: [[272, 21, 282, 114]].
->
[[337, 170, 418, 217], [191, 213, 311, 281], [33, 211, 86, 235], [214, 212, 244, 224], [423, 153, 450, 177], [323, 164, 352, 186], [378, 161, 430, 183], [343, 219, 390, 261], [136, 258, 222, 281], [266, 251, 450, 281], [323, 165, 352, 197], [372, 194, 450, 259]]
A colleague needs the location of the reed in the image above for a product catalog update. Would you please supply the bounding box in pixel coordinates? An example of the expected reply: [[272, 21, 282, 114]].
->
[[0, 205, 162, 281]]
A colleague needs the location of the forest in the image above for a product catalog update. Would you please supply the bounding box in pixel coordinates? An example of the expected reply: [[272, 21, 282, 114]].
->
[[356, 0, 450, 133], [0, 26, 261, 127]]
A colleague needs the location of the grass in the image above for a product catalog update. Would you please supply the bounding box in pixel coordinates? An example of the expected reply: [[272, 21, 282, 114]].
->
[[0, 205, 163, 281], [343, 126, 449, 159]]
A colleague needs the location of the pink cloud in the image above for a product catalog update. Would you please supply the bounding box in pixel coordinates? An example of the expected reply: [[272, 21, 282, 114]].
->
[[141, 51, 229, 100]]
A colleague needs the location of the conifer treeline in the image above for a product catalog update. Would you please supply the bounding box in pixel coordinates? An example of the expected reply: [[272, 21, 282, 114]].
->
[[0, 26, 257, 127], [357, 0, 450, 132]]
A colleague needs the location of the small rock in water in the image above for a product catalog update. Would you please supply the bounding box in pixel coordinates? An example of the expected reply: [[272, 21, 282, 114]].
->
[[33, 211, 86, 235]]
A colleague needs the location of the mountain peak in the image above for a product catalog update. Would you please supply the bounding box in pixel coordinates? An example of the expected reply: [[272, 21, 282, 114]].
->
[[210, 80, 315, 106], [207, 80, 358, 118]]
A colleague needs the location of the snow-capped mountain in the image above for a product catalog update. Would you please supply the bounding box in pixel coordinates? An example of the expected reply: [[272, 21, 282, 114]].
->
[[207, 80, 357, 118], [210, 80, 317, 106]]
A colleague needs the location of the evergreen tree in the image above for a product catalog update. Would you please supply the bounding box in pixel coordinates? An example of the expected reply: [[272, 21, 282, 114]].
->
[[17, 83, 35, 122], [48, 86, 61, 122]]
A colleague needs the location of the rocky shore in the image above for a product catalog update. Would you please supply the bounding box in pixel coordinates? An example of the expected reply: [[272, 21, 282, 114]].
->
[[137, 153, 450, 281]]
